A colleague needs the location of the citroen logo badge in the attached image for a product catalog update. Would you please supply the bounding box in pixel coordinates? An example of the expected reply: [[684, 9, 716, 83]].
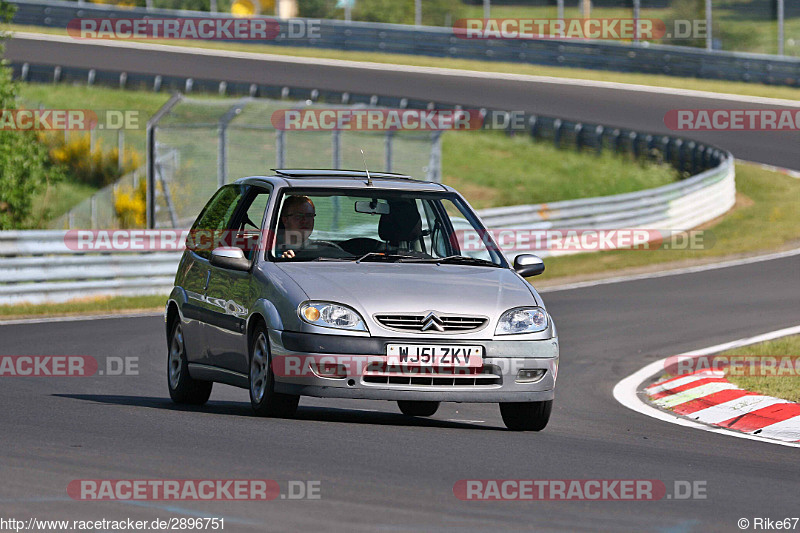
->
[[421, 312, 445, 332]]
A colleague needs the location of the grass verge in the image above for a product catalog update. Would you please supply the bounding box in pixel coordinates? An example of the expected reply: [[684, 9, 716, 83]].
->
[[719, 335, 800, 403], [442, 130, 677, 209], [534, 161, 800, 286], [9, 24, 800, 102], [0, 294, 167, 319]]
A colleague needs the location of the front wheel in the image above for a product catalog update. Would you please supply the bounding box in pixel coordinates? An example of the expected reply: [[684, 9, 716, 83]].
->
[[397, 401, 440, 417], [499, 400, 552, 431], [167, 322, 212, 405], [249, 325, 299, 418]]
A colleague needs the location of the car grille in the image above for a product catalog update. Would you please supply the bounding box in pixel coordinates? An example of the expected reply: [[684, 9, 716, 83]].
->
[[375, 314, 488, 333], [362, 364, 502, 387]]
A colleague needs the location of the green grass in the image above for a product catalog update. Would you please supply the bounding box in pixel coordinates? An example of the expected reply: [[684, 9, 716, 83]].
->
[[442, 130, 678, 209], [719, 335, 800, 403], [17, 83, 172, 156], [534, 161, 800, 284], [9, 24, 800, 102], [27, 181, 100, 229], [0, 294, 167, 319]]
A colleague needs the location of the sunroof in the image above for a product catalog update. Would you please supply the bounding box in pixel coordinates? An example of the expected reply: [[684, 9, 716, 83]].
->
[[272, 169, 415, 180]]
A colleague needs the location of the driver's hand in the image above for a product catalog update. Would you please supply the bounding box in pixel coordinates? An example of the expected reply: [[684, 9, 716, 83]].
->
[[281, 249, 296, 259]]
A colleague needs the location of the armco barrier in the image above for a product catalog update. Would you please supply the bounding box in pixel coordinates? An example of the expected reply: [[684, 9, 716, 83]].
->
[[9, 0, 800, 86], [0, 231, 181, 305], [0, 153, 734, 305]]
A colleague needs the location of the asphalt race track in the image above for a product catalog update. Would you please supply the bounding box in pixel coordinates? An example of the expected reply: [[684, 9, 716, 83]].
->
[[2, 34, 800, 532], [1, 255, 798, 531], [5, 34, 800, 170]]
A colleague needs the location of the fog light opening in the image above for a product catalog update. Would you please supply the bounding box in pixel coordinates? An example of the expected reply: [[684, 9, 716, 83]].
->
[[516, 369, 546, 384], [311, 363, 348, 379]]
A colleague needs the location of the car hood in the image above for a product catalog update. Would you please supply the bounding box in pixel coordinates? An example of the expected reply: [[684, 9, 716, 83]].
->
[[275, 262, 542, 319]]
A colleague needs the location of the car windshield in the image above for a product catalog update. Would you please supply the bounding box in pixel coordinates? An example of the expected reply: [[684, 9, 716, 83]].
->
[[269, 190, 506, 267]]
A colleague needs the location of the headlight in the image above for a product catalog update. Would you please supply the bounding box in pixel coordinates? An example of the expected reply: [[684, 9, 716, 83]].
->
[[495, 307, 548, 335], [299, 302, 367, 331]]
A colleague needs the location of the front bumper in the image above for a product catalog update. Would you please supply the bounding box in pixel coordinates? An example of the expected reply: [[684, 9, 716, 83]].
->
[[269, 331, 559, 403]]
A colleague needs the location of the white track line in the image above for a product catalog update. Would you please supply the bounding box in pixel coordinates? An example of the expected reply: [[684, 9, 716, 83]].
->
[[13, 32, 800, 108], [0, 311, 162, 326], [541, 247, 800, 293], [690, 396, 788, 425], [613, 324, 800, 448]]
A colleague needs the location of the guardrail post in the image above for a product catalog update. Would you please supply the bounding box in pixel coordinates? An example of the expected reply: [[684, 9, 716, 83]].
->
[[528, 115, 538, 140], [594, 125, 604, 155], [553, 119, 562, 149]]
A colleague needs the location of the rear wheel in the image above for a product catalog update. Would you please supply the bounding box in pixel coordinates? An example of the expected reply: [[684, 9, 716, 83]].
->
[[397, 401, 440, 417], [249, 325, 299, 418], [499, 400, 552, 431], [167, 322, 212, 405]]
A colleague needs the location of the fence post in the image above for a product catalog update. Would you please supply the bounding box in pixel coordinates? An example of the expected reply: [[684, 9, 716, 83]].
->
[[384, 131, 394, 172], [117, 129, 125, 172], [146, 93, 183, 229], [332, 130, 341, 169], [90, 196, 97, 230], [428, 131, 442, 183], [276, 129, 286, 168]]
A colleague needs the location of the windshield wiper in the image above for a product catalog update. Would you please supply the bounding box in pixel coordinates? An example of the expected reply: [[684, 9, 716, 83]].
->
[[398, 255, 500, 267], [355, 252, 419, 263]]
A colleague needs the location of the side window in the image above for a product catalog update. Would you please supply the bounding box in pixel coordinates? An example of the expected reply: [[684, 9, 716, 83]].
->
[[235, 189, 271, 261], [189, 185, 245, 260]]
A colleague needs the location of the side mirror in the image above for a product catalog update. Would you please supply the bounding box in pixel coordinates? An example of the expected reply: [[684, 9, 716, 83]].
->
[[210, 247, 251, 271], [513, 254, 545, 277]]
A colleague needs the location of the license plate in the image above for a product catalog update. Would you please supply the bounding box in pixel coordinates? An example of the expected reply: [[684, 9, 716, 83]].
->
[[386, 344, 483, 367]]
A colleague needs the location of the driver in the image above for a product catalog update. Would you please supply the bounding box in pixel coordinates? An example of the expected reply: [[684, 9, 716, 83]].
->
[[278, 195, 316, 259]]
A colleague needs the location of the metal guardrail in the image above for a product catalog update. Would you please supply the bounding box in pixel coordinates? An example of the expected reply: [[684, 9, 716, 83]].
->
[[9, 0, 800, 86], [0, 153, 734, 304], [0, 231, 180, 304]]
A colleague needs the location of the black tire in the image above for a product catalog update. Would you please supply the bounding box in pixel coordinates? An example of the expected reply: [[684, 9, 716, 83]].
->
[[249, 324, 299, 418], [397, 400, 440, 417], [167, 321, 213, 405], [499, 400, 552, 431]]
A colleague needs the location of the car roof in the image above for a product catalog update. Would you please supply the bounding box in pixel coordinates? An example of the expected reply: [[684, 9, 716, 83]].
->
[[237, 170, 449, 192]]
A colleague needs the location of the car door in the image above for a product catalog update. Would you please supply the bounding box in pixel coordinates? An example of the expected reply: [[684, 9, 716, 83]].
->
[[204, 186, 272, 375], [179, 184, 247, 366]]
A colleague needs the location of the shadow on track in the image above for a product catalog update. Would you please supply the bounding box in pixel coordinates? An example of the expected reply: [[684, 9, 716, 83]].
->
[[52, 394, 503, 431]]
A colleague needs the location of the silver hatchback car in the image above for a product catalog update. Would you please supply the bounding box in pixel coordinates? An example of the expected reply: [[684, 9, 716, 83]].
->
[[166, 170, 558, 430]]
